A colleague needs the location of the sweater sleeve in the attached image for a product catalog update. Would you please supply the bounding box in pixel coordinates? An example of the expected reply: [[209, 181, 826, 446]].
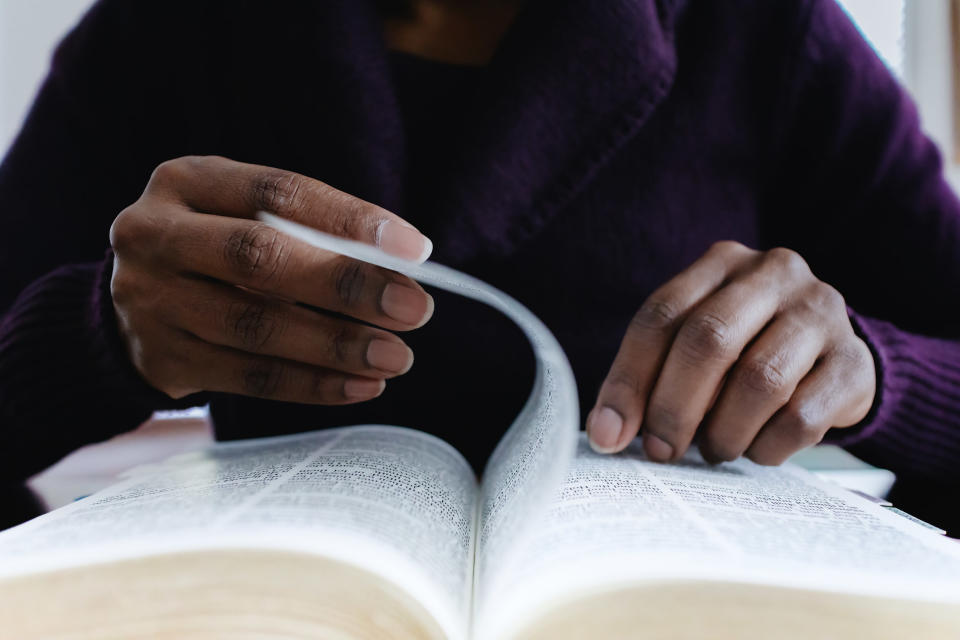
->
[[0, 1, 211, 488], [0, 254, 194, 485], [767, 0, 960, 483], [839, 311, 960, 482]]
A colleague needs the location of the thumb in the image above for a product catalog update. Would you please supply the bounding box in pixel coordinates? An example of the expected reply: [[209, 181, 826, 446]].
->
[[588, 304, 676, 455]]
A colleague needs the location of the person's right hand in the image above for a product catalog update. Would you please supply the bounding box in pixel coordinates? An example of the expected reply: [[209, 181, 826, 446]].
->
[[109, 155, 434, 404]]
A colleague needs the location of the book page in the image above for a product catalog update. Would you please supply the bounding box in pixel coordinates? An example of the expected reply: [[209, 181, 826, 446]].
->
[[0, 426, 477, 640], [480, 434, 960, 639], [258, 214, 582, 628]]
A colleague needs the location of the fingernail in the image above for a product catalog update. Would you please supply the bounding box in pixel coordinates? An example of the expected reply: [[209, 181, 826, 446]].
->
[[366, 339, 414, 374], [377, 220, 433, 263], [588, 407, 624, 453], [644, 433, 674, 462], [344, 377, 385, 400], [381, 283, 433, 326]]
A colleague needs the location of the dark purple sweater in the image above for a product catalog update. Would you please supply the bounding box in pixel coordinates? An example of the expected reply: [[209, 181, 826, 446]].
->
[[2, 0, 960, 531]]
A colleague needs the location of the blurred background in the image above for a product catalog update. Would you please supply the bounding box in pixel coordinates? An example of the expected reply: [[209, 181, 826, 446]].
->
[[1, 0, 959, 187]]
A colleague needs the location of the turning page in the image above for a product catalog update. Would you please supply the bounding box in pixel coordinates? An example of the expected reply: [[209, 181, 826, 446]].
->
[[481, 435, 960, 638], [260, 214, 582, 627], [0, 215, 581, 640], [0, 426, 477, 639]]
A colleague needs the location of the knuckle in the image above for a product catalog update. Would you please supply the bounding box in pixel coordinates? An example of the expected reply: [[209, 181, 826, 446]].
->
[[251, 170, 304, 214], [734, 357, 790, 397], [241, 359, 285, 397], [764, 246, 809, 277], [184, 154, 219, 168], [108, 265, 136, 305], [327, 324, 356, 366], [678, 312, 734, 361], [830, 342, 876, 403], [831, 339, 869, 369], [223, 224, 288, 285], [812, 282, 846, 313], [709, 240, 748, 256], [783, 404, 826, 445], [149, 158, 190, 186], [225, 300, 282, 351], [798, 282, 846, 319], [332, 259, 368, 308], [110, 206, 147, 254], [112, 204, 182, 264], [631, 298, 682, 331], [782, 403, 813, 431]]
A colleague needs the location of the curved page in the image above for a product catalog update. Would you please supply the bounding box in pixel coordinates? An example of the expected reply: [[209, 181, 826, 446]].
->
[[0, 215, 579, 640], [259, 214, 581, 628]]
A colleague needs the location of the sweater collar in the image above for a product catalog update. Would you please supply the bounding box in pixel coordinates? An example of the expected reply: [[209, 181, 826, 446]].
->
[[231, 0, 683, 264], [425, 0, 683, 263]]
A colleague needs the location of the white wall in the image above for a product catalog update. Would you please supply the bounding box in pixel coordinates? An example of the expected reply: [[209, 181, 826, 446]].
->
[[0, 0, 93, 156], [838, 0, 907, 76], [904, 0, 960, 188]]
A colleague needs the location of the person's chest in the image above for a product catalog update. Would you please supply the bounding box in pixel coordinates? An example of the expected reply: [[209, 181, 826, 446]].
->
[[177, 0, 791, 457], [200, 82, 775, 465]]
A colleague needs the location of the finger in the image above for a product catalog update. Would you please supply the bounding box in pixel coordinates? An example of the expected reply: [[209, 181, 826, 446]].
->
[[148, 156, 431, 261], [698, 314, 825, 463], [165, 277, 414, 378], [588, 241, 757, 454], [745, 340, 874, 465], [181, 337, 386, 405], [643, 267, 785, 462], [166, 213, 434, 331]]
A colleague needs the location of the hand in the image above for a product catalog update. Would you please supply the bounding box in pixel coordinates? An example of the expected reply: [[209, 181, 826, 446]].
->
[[587, 241, 876, 465], [109, 155, 434, 403]]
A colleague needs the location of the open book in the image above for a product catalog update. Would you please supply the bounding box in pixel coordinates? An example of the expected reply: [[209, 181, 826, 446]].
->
[[1, 217, 958, 639]]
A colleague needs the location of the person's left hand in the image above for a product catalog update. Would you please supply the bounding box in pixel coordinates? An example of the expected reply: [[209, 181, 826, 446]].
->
[[587, 241, 876, 465]]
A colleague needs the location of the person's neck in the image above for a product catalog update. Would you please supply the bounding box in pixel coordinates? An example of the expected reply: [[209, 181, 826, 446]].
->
[[383, 0, 525, 66]]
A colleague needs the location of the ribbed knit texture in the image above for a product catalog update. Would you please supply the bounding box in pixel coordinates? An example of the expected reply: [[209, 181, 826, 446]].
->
[[0, 253, 199, 485], [838, 313, 960, 483], [1, 0, 959, 533]]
